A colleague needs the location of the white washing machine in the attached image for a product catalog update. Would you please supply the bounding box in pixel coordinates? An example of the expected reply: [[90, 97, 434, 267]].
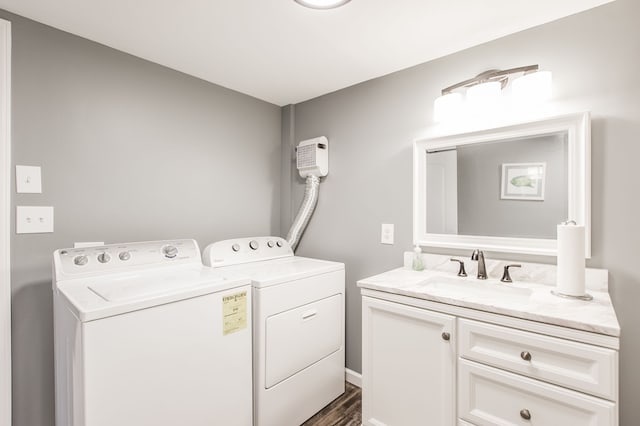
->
[[53, 239, 253, 426], [203, 236, 345, 426]]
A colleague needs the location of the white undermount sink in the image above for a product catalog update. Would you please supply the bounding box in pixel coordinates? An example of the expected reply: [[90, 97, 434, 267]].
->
[[418, 274, 532, 301]]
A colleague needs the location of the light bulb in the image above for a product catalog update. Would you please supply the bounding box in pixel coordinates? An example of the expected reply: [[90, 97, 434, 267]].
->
[[466, 81, 502, 111], [512, 71, 552, 103], [433, 92, 463, 122]]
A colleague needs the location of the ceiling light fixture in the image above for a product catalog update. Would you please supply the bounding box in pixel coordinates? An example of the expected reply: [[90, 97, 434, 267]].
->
[[433, 65, 552, 122], [294, 0, 352, 10]]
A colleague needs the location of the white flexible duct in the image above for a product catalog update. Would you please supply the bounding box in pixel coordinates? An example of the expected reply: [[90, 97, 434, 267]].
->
[[286, 175, 321, 252]]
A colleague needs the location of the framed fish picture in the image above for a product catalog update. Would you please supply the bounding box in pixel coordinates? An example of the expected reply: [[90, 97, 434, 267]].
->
[[500, 162, 546, 201]]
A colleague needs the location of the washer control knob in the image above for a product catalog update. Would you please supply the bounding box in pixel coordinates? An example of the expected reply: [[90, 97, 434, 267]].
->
[[97, 252, 111, 264], [118, 251, 131, 261], [162, 245, 178, 259], [267, 240, 275, 248], [232, 243, 241, 252], [276, 241, 283, 247], [74, 255, 88, 266], [249, 240, 259, 250]]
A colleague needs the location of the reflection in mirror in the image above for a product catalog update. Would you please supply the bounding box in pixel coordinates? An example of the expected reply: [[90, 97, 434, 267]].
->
[[425, 132, 568, 239], [413, 112, 590, 256]]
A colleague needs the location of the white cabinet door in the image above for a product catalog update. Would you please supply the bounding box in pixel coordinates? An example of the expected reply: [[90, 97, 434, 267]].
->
[[362, 296, 456, 426]]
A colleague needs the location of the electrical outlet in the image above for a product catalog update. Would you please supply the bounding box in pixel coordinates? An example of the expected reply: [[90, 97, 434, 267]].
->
[[16, 165, 42, 194], [16, 206, 54, 234], [381, 223, 394, 245]]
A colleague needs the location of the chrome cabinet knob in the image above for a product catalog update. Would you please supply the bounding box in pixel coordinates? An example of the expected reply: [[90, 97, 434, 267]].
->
[[441, 332, 451, 341], [520, 409, 531, 420], [521, 351, 532, 361]]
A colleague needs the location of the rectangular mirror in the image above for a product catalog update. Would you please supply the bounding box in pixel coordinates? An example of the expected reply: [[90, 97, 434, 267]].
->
[[414, 113, 590, 257]]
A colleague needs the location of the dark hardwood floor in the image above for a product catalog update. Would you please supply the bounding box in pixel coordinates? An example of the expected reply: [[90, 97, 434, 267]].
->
[[302, 382, 362, 426]]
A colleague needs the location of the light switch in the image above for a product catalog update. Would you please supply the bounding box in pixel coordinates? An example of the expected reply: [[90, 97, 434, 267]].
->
[[16, 165, 42, 193], [16, 206, 54, 234], [381, 223, 394, 245]]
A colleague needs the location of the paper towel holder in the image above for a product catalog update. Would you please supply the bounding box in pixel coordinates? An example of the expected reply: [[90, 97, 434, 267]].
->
[[550, 289, 593, 301], [553, 218, 593, 301]]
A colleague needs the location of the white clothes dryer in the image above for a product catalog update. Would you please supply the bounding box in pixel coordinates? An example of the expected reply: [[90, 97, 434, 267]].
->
[[203, 236, 345, 426], [53, 239, 253, 426]]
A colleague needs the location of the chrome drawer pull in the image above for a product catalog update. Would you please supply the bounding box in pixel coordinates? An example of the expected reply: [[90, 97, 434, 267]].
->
[[520, 351, 532, 361], [520, 409, 531, 420], [441, 332, 451, 341]]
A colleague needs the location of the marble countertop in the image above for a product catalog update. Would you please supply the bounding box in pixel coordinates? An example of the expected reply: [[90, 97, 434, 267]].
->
[[358, 266, 620, 337]]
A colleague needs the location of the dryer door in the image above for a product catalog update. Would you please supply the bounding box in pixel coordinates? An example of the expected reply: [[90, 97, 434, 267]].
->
[[265, 294, 342, 388]]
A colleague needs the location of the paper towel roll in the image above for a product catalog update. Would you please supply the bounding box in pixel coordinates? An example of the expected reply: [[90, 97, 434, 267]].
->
[[556, 222, 586, 296]]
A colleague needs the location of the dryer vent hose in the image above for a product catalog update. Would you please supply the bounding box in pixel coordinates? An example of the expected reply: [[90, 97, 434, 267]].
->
[[286, 175, 321, 252]]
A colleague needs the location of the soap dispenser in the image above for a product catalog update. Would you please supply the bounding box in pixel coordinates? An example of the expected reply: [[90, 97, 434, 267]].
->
[[412, 245, 424, 271]]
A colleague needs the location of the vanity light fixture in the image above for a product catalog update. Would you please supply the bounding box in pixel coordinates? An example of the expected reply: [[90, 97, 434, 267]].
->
[[294, 0, 351, 9], [433, 65, 552, 122]]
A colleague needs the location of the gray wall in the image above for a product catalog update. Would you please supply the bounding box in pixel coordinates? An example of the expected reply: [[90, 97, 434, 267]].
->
[[289, 0, 640, 424], [457, 133, 568, 238], [2, 10, 281, 426]]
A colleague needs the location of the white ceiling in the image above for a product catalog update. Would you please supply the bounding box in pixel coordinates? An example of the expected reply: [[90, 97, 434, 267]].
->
[[0, 0, 613, 106]]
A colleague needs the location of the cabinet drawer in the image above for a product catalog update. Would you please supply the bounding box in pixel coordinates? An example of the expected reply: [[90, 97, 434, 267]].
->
[[459, 359, 616, 426], [458, 318, 617, 400]]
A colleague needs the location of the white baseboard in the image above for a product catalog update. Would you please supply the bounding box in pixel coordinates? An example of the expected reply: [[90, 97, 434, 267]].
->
[[345, 368, 362, 388]]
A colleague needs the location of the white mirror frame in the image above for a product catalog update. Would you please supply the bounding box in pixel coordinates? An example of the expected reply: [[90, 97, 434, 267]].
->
[[413, 112, 591, 257]]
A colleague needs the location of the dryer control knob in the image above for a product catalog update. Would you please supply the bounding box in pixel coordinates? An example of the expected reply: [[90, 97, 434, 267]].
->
[[162, 245, 178, 259], [267, 240, 275, 248], [74, 255, 88, 266], [97, 252, 111, 264], [118, 251, 131, 261], [276, 241, 283, 247], [232, 244, 241, 252], [249, 240, 259, 250]]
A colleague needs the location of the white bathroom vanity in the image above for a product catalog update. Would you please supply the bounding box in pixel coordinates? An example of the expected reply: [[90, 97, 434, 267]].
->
[[358, 253, 620, 426]]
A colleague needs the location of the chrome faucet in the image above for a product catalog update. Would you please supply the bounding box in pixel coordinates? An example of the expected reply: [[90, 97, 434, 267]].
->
[[471, 249, 487, 280]]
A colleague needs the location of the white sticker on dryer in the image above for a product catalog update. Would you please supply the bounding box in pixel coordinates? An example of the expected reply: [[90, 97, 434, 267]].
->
[[222, 291, 247, 335]]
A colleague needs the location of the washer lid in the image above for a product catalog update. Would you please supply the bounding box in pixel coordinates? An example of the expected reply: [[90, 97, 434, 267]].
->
[[214, 256, 344, 288], [87, 269, 226, 303], [56, 266, 250, 322]]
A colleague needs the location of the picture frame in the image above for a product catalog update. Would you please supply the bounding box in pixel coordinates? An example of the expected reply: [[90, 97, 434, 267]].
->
[[500, 162, 546, 201]]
